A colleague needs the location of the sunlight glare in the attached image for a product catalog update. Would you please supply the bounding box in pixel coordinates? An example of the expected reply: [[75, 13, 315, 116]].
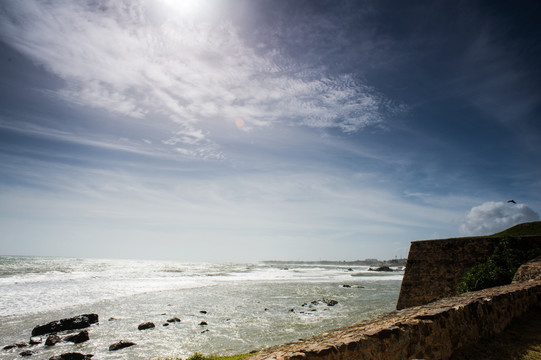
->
[[160, 0, 208, 18]]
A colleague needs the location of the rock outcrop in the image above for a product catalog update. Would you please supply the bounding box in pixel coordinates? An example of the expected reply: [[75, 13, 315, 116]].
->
[[137, 322, 155, 330], [32, 314, 99, 336], [45, 335, 62, 347], [49, 352, 94, 360], [3, 342, 27, 350], [64, 330, 90, 344], [109, 340, 136, 351]]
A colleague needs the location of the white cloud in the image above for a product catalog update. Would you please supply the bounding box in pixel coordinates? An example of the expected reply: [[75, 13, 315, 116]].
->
[[0, 0, 398, 158], [459, 201, 540, 236]]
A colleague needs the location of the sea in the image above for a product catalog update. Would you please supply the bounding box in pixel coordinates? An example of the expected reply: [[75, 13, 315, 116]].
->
[[0, 256, 403, 359]]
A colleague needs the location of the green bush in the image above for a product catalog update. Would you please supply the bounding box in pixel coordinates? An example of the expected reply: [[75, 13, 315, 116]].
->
[[187, 354, 206, 360], [457, 237, 541, 294]]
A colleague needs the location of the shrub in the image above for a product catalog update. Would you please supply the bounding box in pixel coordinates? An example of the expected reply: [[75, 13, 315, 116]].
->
[[187, 354, 206, 360], [457, 237, 541, 294]]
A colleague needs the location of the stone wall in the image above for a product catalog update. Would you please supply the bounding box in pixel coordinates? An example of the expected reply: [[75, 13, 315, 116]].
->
[[396, 235, 541, 310], [247, 237, 541, 360], [249, 280, 541, 360]]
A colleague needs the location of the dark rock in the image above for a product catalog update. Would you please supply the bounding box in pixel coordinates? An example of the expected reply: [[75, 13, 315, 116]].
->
[[342, 284, 351, 288], [201, 329, 209, 334], [199, 310, 207, 314], [309, 299, 339, 307], [19, 350, 34, 357], [32, 314, 99, 336], [45, 335, 62, 347], [29, 337, 42, 345], [64, 331, 89, 344], [199, 321, 208, 326], [109, 341, 136, 351], [348, 268, 353, 271], [324, 299, 338, 306], [108, 317, 118, 321], [137, 322, 155, 330], [49, 352, 94, 360], [3, 342, 27, 350], [368, 266, 393, 272], [166, 317, 181, 323], [163, 323, 169, 327]]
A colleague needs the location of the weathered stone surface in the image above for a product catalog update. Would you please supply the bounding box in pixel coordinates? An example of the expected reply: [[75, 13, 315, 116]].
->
[[248, 280, 541, 360], [513, 255, 541, 282], [396, 236, 541, 309], [45, 335, 62, 346], [109, 341, 136, 351], [64, 330, 89, 344], [138, 322, 155, 330], [49, 352, 94, 360], [32, 314, 99, 336]]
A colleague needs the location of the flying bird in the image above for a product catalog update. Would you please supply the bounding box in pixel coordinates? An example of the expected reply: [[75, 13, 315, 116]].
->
[[507, 200, 516, 204]]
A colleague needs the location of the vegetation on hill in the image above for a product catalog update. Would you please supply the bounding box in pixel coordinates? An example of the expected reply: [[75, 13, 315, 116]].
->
[[457, 222, 541, 294], [456, 236, 541, 294], [491, 221, 541, 237]]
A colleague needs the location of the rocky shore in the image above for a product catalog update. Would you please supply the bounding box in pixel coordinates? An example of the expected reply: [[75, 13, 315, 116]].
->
[[2, 297, 342, 359]]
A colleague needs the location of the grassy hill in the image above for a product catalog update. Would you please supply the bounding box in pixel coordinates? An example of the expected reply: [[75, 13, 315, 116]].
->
[[491, 221, 541, 237]]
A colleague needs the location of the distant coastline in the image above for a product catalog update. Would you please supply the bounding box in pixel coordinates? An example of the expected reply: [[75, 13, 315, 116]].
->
[[262, 258, 407, 267]]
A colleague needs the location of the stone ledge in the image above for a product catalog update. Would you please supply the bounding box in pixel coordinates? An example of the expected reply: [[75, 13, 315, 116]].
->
[[248, 280, 541, 360]]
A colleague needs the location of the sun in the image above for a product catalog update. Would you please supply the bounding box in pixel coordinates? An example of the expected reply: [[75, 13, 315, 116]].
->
[[235, 117, 246, 129], [160, 0, 207, 18]]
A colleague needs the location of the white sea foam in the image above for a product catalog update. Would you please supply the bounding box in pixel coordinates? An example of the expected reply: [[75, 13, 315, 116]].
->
[[0, 256, 402, 359]]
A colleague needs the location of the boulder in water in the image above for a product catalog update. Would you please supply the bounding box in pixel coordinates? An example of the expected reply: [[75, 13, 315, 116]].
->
[[109, 341, 136, 351], [29, 337, 42, 345], [324, 299, 338, 306], [2, 342, 27, 350], [32, 314, 99, 336], [138, 322, 155, 330], [368, 266, 393, 272], [64, 330, 89, 344], [49, 352, 94, 360], [19, 350, 34, 357], [45, 334, 62, 347]]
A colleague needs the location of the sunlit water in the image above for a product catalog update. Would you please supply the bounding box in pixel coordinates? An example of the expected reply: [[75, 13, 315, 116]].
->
[[0, 256, 402, 359]]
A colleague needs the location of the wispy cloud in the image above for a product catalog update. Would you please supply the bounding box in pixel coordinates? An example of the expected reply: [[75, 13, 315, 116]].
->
[[0, 0, 397, 158]]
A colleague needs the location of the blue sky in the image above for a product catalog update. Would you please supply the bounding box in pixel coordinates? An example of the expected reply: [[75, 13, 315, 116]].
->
[[0, 0, 540, 262]]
